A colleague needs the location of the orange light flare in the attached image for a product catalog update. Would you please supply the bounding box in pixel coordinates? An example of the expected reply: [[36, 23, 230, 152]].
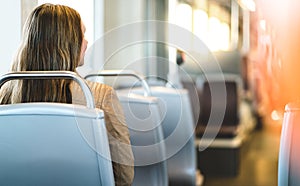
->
[[249, 0, 300, 125]]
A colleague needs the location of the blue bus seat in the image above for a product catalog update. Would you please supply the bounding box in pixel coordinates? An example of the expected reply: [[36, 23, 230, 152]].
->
[[116, 91, 168, 186], [0, 103, 114, 185], [126, 86, 197, 186], [85, 71, 168, 186], [0, 71, 115, 185]]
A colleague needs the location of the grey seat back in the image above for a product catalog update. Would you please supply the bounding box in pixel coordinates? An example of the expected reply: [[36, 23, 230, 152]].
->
[[0, 103, 114, 185], [0, 71, 115, 185], [85, 70, 168, 186], [128, 86, 196, 186], [117, 91, 168, 186], [199, 81, 239, 126], [278, 102, 300, 186], [195, 73, 241, 138]]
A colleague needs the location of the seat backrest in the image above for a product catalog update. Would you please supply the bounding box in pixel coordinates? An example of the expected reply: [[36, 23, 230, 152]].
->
[[117, 91, 168, 186], [0, 71, 115, 185], [193, 74, 241, 138], [123, 86, 196, 185], [0, 103, 115, 185], [278, 102, 300, 186], [181, 79, 201, 126], [86, 70, 168, 186], [147, 86, 196, 186], [199, 80, 239, 126]]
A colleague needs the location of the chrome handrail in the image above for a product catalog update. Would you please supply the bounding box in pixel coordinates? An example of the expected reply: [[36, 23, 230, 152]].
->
[[0, 71, 95, 108], [85, 70, 151, 97]]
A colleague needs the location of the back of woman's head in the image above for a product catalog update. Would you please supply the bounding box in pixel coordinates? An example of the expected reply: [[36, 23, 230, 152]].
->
[[15, 3, 83, 71], [10, 4, 84, 103]]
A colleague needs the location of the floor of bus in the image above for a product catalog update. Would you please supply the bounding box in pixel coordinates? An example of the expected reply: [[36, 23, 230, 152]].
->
[[201, 119, 282, 186]]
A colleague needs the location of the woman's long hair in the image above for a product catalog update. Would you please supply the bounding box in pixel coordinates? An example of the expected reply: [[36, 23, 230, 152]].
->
[[8, 3, 83, 103]]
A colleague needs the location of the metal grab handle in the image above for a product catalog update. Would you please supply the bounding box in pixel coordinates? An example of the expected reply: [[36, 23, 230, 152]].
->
[[0, 71, 95, 109], [85, 70, 151, 97]]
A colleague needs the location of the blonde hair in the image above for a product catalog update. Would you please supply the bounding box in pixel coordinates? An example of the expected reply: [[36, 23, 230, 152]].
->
[[1, 3, 83, 104]]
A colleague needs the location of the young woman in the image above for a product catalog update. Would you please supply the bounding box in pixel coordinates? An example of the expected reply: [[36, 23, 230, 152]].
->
[[0, 4, 134, 185]]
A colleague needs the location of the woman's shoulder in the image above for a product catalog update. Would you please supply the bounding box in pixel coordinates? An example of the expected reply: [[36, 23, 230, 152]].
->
[[84, 80, 122, 111], [85, 80, 114, 93], [71, 80, 115, 104]]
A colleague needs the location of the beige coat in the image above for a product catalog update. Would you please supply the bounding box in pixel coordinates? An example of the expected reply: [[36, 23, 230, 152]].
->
[[72, 81, 134, 186]]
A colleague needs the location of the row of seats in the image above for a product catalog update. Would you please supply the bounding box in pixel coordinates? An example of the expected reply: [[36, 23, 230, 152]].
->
[[87, 70, 197, 186], [0, 70, 197, 186]]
